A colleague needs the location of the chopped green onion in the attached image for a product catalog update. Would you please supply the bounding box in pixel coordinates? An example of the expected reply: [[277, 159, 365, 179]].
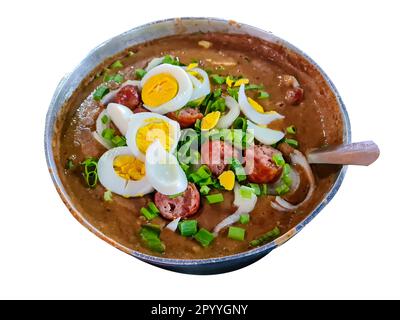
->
[[140, 224, 165, 253], [245, 84, 264, 90], [135, 68, 147, 79], [102, 128, 115, 140], [197, 165, 211, 179], [179, 220, 198, 237], [65, 159, 74, 170], [179, 161, 190, 173], [272, 153, 285, 167], [205, 193, 224, 204], [111, 135, 127, 147], [228, 226, 246, 241], [104, 73, 124, 84], [239, 214, 250, 224], [261, 184, 268, 195], [101, 114, 109, 124], [210, 74, 226, 85], [227, 87, 239, 101], [282, 174, 292, 187], [283, 163, 291, 176], [249, 226, 280, 247], [247, 183, 261, 196], [286, 125, 297, 135], [198, 176, 213, 187], [209, 97, 226, 113], [230, 158, 247, 182], [258, 91, 270, 99], [147, 202, 160, 215], [81, 158, 98, 188], [239, 186, 254, 199], [275, 183, 290, 195], [140, 207, 158, 220], [162, 55, 181, 66], [194, 228, 215, 247], [285, 138, 299, 148], [93, 86, 110, 101], [168, 192, 183, 199], [232, 117, 247, 132], [111, 60, 123, 69], [213, 88, 222, 98], [103, 190, 113, 202], [200, 185, 211, 195]]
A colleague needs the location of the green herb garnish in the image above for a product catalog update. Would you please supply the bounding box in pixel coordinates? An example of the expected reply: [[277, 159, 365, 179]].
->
[[249, 227, 280, 247], [205, 193, 224, 204], [93, 86, 110, 101], [111, 60, 123, 69], [228, 226, 246, 241], [81, 158, 98, 188], [286, 125, 297, 135], [258, 91, 270, 99], [284, 138, 299, 148], [239, 214, 250, 225], [103, 190, 113, 202], [179, 220, 198, 237], [194, 228, 215, 247], [210, 74, 226, 85], [135, 68, 147, 79]]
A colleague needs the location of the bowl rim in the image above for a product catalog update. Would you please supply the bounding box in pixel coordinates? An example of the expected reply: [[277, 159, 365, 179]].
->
[[45, 17, 351, 267]]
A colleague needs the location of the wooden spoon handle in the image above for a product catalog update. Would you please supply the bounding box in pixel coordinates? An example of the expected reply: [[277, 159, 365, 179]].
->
[[306, 141, 380, 166]]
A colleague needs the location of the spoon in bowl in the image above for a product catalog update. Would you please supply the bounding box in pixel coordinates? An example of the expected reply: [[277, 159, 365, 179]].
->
[[306, 141, 380, 166]]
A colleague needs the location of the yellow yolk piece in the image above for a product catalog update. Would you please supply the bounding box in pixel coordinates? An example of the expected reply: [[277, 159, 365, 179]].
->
[[226, 77, 234, 88], [234, 78, 249, 87], [187, 63, 198, 70], [247, 97, 265, 113], [136, 119, 173, 154], [113, 155, 145, 180], [201, 111, 221, 131], [218, 170, 235, 191], [142, 73, 178, 107]]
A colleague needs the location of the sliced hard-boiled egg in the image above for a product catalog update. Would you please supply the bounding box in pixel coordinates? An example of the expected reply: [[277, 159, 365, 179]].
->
[[201, 111, 221, 131], [106, 103, 133, 136], [93, 109, 113, 149], [145, 140, 188, 195], [247, 120, 285, 145], [238, 84, 284, 125], [126, 112, 180, 161], [216, 95, 240, 129], [184, 67, 211, 101], [140, 64, 193, 114], [97, 146, 153, 197]]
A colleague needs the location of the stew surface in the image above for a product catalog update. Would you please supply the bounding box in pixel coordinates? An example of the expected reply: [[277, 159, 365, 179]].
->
[[54, 33, 343, 259]]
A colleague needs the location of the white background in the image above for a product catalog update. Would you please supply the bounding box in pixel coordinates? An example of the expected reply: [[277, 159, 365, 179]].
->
[[0, 0, 399, 300]]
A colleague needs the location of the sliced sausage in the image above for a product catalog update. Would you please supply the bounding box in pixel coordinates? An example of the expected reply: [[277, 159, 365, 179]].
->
[[167, 107, 203, 128], [154, 183, 200, 220], [201, 140, 239, 176], [245, 144, 283, 184], [132, 106, 148, 113], [112, 85, 140, 110], [285, 87, 304, 105]]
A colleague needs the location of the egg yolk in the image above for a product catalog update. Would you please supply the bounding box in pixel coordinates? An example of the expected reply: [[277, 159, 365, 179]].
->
[[218, 170, 235, 191], [113, 155, 145, 180], [142, 73, 178, 107], [248, 97, 265, 113], [136, 119, 173, 154], [201, 111, 221, 131]]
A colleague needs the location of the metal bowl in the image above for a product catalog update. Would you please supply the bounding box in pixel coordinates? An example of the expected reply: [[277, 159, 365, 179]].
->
[[45, 17, 351, 275]]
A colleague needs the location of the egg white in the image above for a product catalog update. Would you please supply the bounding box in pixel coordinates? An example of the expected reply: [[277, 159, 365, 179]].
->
[[126, 112, 181, 161], [97, 146, 153, 197], [184, 67, 211, 101], [106, 103, 133, 136], [238, 84, 284, 125], [140, 64, 193, 114], [145, 140, 188, 195]]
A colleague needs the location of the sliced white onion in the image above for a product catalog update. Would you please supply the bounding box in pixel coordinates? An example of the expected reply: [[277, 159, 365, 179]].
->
[[165, 217, 181, 232], [145, 57, 164, 71], [145, 140, 188, 195], [247, 120, 285, 145], [185, 67, 211, 101], [270, 201, 287, 212], [100, 80, 141, 105], [216, 95, 240, 129], [238, 84, 284, 125], [273, 149, 316, 211], [213, 183, 257, 235], [106, 103, 133, 136]]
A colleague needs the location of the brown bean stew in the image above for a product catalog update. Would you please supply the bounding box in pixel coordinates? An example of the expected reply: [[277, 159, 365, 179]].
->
[[54, 33, 343, 259]]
